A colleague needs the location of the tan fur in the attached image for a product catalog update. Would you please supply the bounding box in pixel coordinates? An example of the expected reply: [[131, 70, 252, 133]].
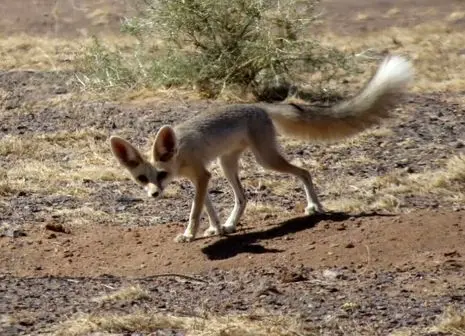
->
[[110, 55, 413, 243], [265, 55, 413, 141]]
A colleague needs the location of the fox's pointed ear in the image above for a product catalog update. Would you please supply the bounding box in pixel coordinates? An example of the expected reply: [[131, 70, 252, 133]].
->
[[110, 136, 144, 168], [153, 126, 177, 162]]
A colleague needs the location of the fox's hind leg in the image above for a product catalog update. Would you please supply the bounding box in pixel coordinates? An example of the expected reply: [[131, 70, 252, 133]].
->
[[250, 131, 323, 215], [219, 149, 246, 234], [202, 193, 223, 237]]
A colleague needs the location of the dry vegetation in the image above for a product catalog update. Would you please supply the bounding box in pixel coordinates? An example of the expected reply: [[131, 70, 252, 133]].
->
[[0, 129, 122, 197], [324, 154, 465, 213], [53, 311, 309, 336], [53, 285, 310, 335], [2, 17, 464, 98], [0, 35, 139, 72], [321, 22, 465, 93], [94, 285, 151, 304], [51, 283, 462, 336], [50, 302, 465, 336], [434, 309, 465, 336]]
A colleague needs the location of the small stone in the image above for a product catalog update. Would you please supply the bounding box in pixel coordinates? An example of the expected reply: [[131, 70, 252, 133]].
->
[[1, 226, 27, 238], [444, 250, 460, 258], [54, 87, 68, 94], [44, 223, 69, 234], [322, 269, 340, 280], [345, 243, 355, 248], [10, 229, 27, 238], [451, 140, 464, 149], [280, 271, 307, 283], [405, 166, 414, 173], [336, 224, 347, 231]]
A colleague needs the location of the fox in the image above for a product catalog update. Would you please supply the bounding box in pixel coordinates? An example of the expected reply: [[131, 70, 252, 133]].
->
[[110, 55, 413, 243]]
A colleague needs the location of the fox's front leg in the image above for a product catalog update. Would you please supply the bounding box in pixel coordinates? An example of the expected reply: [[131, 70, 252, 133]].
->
[[174, 169, 211, 243]]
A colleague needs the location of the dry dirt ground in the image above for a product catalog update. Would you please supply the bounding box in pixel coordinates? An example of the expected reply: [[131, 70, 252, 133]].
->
[[1, 0, 465, 335]]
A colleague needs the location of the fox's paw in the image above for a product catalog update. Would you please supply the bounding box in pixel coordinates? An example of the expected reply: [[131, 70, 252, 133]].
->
[[174, 233, 194, 243], [203, 226, 223, 237], [305, 204, 324, 216], [221, 224, 236, 234]]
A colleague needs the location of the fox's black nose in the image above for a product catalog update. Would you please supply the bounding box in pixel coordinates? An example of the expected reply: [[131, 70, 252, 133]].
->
[[151, 191, 159, 198]]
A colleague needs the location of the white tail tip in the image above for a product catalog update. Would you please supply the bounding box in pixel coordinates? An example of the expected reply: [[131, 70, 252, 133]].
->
[[374, 55, 414, 87]]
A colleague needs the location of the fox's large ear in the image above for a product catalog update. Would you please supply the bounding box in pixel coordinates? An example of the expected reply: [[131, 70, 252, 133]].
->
[[153, 125, 177, 162], [110, 136, 144, 168]]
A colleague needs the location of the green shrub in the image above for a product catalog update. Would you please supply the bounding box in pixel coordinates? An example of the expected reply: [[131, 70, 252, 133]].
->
[[78, 0, 355, 100]]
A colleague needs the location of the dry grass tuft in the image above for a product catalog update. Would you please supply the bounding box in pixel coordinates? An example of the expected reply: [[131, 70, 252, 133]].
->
[[384, 8, 400, 18], [2, 129, 124, 197], [322, 21, 465, 93], [247, 201, 288, 217], [323, 198, 366, 214], [434, 308, 465, 336], [0, 168, 15, 196], [47, 206, 116, 226], [2, 19, 461, 98], [355, 13, 370, 21], [53, 312, 310, 336], [324, 154, 465, 213], [0, 182, 15, 197], [442, 154, 465, 183], [447, 11, 465, 22], [95, 285, 150, 304], [388, 330, 418, 336], [0, 34, 137, 71], [86, 8, 113, 26], [2, 311, 38, 329]]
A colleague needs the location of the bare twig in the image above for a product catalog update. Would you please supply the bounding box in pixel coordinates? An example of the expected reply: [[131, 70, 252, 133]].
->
[[136, 273, 209, 283]]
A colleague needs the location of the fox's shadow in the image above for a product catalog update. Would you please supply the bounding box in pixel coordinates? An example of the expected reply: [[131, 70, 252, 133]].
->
[[201, 211, 395, 260]]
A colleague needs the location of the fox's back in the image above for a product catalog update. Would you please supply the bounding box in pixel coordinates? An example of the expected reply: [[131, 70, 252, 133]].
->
[[173, 104, 274, 163]]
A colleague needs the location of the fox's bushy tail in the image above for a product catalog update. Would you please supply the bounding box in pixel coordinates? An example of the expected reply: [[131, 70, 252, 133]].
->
[[265, 55, 414, 142]]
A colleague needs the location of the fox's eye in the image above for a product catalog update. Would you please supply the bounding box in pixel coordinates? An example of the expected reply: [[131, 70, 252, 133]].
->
[[136, 174, 149, 184], [157, 171, 168, 181]]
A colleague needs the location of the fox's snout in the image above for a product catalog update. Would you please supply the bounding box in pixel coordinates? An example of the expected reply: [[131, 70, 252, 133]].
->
[[145, 183, 162, 199]]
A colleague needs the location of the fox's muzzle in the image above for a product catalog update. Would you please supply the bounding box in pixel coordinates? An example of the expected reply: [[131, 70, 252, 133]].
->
[[145, 183, 162, 199]]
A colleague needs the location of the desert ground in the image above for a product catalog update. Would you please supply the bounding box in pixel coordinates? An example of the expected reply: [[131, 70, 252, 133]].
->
[[1, 0, 465, 335]]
